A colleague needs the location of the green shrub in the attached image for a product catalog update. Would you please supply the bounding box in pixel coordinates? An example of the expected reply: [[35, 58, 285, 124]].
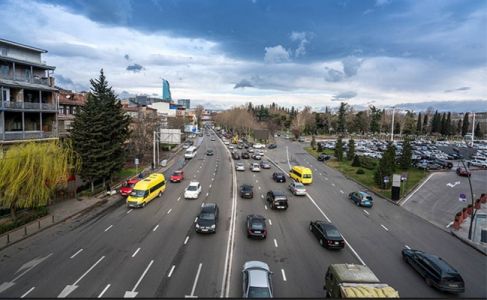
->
[[356, 169, 365, 174], [351, 155, 361, 167], [360, 156, 377, 170], [0, 206, 49, 235]]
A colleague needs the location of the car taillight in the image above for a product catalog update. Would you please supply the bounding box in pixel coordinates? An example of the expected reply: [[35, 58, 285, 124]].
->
[[327, 240, 333, 244]]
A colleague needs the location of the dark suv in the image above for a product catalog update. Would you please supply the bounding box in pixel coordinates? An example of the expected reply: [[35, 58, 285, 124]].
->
[[241, 152, 250, 159], [272, 172, 286, 183], [195, 203, 219, 233], [240, 184, 254, 199], [232, 151, 241, 160], [266, 191, 288, 210]]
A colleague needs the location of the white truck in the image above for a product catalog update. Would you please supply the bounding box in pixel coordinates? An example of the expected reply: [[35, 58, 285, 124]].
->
[[324, 264, 399, 298]]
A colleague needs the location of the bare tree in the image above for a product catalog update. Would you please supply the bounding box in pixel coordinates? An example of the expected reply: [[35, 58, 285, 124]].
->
[[194, 105, 205, 129], [129, 109, 161, 161]]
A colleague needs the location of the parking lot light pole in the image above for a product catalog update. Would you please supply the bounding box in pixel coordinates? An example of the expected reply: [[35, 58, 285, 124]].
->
[[459, 159, 476, 240], [390, 106, 396, 142]]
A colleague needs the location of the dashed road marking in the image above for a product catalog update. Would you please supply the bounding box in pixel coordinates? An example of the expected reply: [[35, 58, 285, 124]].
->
[[325, 177, 328, 180], [177, 196, 181, 201], [168, 265, 176, 277], [206, 192, 209, 197], [446, 221, 453, 228], [363, 210, 369, 216], [268, 219, 272, 226], [126, 209, 133, 214], [167, 209, 172, 214], [184, 236, 189, 245], [188, 263, 203, 297], [273, 239, 278, 248], [194, 217, 198, 223], [104, 225, 113, 232], [264, 205, 268, 210], [209, 184, 212, 188], [380, 224, 389, 232], [132, 248, 141, 258], [21, 287, 35, 298], [281, 269, 287, 282], [261, 194, 264, 199], [153, 225, 159, 232], [405, 245, 411, 250], [340, 190, 344, 194], [258, 186, 261, 190], [331, 183, 335, 187], [70, 249, 83, 259]]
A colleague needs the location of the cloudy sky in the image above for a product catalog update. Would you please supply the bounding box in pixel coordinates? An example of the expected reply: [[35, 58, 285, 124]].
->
[[1, 0, 485, 109]]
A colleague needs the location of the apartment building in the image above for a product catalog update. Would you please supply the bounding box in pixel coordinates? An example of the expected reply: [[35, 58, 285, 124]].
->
[[58, 88, 87, 137], [0, 38, 58, 144]]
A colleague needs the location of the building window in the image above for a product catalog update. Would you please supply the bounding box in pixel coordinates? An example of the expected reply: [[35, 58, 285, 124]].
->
[[2, 88, 10, 102], [0, 46, 7, 56], [70, 106, 74, 115]]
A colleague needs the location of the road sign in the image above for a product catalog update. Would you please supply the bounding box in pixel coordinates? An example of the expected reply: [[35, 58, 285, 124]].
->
[[383, 176, 389, 183], [134, 158, 139, 165]]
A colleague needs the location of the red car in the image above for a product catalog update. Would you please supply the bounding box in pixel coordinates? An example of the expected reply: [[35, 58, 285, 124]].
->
[[456, 167, 471, 177], [170, 170, 184, 182], [119, 178, 140, 196]]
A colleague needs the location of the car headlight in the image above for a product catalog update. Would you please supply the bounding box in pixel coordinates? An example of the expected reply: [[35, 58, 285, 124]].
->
[[196, 224, 200, 228], [211, 224, 216, 229]]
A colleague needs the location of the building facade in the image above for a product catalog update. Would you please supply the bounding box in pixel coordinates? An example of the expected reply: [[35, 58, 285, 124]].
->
[[0, 38, 58, 144], [162, 79, 172, 101], [58, 89, 87, 137], [177, 99, 190, 110]]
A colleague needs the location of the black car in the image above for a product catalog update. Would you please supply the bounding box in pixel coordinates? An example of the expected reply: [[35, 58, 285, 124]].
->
[[309, 221, 345, 249], [432, 158, 453, 169], [317, 153, 331, 161], [195, 203, 219, 233], [241, 152, 250, 159], [402, 248, 465, 293], [232, 151, 241, 160], [240, 184, 254, 199], [246, 214, 267, 239], [206, 149, 214, 156], [272, 172, 286, 183], [267, 144, 277, 149], [266, 191, 288, 210]]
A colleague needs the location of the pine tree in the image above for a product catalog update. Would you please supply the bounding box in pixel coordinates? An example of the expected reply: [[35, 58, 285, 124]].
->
[[347, 139, 355, 161], [446, 112, 452, 136], [440, 113, 447, 135], [400, 139, 412, 170], [337, 102, 348, 134], [456, 119, 462, 135], [374, 142, 396, 188], [416, 112, 422, 135], [461, 113, 470, 136], [335, 137, 344, 161], [369, 106, 382, 133], [423, 114, 429, 134], [431, 111, 439, 133], [70, 70, 131, 191], [475, 122, 483, 138]]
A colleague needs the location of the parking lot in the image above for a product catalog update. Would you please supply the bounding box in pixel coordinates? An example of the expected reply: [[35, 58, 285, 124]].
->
[[401, 168, 487, 229]]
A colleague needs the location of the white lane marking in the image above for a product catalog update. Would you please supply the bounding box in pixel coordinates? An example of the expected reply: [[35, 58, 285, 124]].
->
[[188, 263, 203, 297], [206, 192, 209, 197], [401, 173, 436, 206], [258, 186, 261, 190], [104, 225, 113, 232], [256, 180, 258, 183], [21, 287, 35, 298], [340, 190, 344, 194], [194, 217, 198, 223], [124, 260, 154, 298], [269, 219, 272, 226], [70, 249, 83, 259], [281, 269, 287, 282], [446, 221, 453, 228], [273, 239, 278, 248], [126, 209, 133, 214], [363, 210, 370, 216], [331, 183, 335, 187], [132, 248, 141, 258], [98, 284, 110, 298], [325, 177, 328, 180], [264, 205, 268, 210], [184, 236, 189, 245], [253, 174, 256, 177], [380, 224, 389, 232], [261, 194, 264, 199], [286, 146, 291, 169], [209, 184, 212, 188], [58, 256, 105, 298], [177, 196, 181, 202], [168, 265, 176, 278], [212, 177, 215, 181], [319, 173, 322, 176], [153, 225, 159, 232], [405, 245, 411, 250], [167, 209, 172, 214]]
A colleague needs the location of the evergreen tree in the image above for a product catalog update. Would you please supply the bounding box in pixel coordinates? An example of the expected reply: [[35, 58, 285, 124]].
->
[[347, 139, 355, 161], [337, 102, 348, 134], [475, 122, 483, 138], [446, 112, 452, 136], [369, 106, 382, 133], [70, 70, 131, 191], [374, 142, 396, 188], [461, 113, 470, 136], [456, 119, 462, 135], [351, 155, 361, 167], [416, 112, 422, 134], [335, 137, 344, 161], [431, 111, 439, 133], [422, 114, 429, 134], [311, 135, 316, 150], [440, 113, 447, 135], [399, 139, 412, 170]]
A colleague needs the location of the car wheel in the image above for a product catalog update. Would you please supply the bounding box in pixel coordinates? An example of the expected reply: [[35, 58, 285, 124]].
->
[[356, 200, 360, 206], [319, 239, 324, 247], [159, 191, 162, 197], [309, 225, 313, 231]]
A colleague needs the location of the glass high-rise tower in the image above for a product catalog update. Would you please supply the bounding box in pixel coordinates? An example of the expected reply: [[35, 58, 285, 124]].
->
[[162, 79, 172, 101]]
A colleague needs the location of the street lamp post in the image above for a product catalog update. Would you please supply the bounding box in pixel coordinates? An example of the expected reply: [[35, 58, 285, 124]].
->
[[390, 106, 395, 142], [454, 148, 477, 240]]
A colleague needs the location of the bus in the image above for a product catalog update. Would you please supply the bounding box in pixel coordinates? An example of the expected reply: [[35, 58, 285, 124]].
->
[[289, 166, 313, 184], [184, 146, 197, 159], [126, 173, 166, 208]]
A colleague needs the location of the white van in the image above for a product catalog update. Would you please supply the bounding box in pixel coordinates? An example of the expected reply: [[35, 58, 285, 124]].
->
[[185, 146, 197, 159]]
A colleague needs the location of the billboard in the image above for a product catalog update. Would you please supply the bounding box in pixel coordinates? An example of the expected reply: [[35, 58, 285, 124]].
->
[[184, 124, 199, 133], [160, 129, 181, 144]]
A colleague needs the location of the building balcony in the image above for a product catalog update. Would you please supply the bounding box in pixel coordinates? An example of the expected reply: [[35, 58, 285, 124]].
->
[[1, 101, 57, 112], [0, 72, 52, 87], [1, 130, 58, 142]]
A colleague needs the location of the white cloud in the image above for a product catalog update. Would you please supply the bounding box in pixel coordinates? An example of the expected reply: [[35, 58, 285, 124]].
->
[[375, 0, 391, 7], [264, 45, 291, 64], [290, 31, 313, 58]]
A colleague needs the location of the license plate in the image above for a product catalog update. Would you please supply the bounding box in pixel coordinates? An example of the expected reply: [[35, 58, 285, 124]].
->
[[254, 231, 261, 234], [277, 206, 285, 209], [335, 242, 339, 245], [202, 228, 208, 232], [449, 284, 458, 287]]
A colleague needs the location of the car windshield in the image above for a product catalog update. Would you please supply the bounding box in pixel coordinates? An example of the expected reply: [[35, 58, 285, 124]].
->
[[173, 171, 182, 176], [128, 183, 136, 188], [295, 183, 305, 189], [131, 189, 145, 197], [303, 174, 312, 178], [248, 286, 271, 298], [199, 213, 215, 220], [251, 221, 265, 230], [365, 196, 373, 201], [187, 185, 198, 191], [325, 227, 342, 238]]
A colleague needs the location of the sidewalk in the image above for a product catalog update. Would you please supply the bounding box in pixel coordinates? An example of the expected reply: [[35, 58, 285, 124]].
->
[[0, 144, 184, 250], [450, 202, 487, 255]]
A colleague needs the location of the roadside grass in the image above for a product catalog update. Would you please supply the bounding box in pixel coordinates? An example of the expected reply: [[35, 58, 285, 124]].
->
[[114, 167, 139, 181], [305, 147, 427, 200]]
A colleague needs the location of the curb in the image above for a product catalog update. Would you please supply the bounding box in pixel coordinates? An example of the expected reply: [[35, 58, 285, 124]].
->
[[450, 229, 487, 256]]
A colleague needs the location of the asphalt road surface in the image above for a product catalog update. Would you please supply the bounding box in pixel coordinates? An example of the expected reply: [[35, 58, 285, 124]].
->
[[0, 134, 485, 298]]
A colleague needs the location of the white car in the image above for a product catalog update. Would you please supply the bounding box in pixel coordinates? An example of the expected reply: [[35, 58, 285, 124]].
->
[[289, 181, 306, 196], [468, 159, 487, 168], [184, 181, 202, 199], [229, 145, 235, 150], [248, 148, 254, 153], [250, 163, 261, 172], [224, 140, 230, 145], [236, 162, 245, 171], [253, 143, 265, 149]]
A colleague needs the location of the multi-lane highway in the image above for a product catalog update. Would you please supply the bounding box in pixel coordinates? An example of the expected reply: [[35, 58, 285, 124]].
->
[[0, 132, 485, 298]]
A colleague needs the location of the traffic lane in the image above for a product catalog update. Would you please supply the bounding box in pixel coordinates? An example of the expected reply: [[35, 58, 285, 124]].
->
[[0, 142, 216, 297], [281, 142, 484, 297], [402, 170, 487, 228]]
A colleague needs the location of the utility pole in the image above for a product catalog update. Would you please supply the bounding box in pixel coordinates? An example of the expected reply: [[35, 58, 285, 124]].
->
[[471, 112, 476, 145], [390, 106, 395, 142], [153, 131, 156, 169]]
